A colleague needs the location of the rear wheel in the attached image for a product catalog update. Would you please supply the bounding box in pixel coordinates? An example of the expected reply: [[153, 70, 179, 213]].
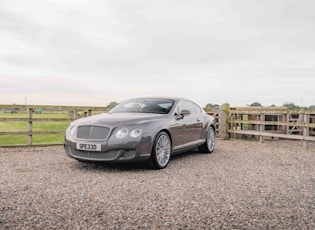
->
[[150, 132, 171, 169], [198, 126, 215, 153]]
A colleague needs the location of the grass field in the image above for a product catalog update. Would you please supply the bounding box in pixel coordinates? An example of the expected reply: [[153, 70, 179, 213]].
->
[[0, 112, 71, 146]]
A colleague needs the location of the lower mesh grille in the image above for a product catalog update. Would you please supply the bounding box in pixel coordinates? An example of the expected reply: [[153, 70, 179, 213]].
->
[[69, 146, 119, 160], [77, 125, 110, 140], [65, 145, 137, 161]]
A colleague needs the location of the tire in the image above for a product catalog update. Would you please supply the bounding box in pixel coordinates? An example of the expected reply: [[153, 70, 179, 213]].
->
[[150, 132, 171, 169], [198, 126, 215, 153]]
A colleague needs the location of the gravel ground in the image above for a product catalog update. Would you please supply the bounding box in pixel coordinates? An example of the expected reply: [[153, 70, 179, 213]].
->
[[0, 139, 314, 229]]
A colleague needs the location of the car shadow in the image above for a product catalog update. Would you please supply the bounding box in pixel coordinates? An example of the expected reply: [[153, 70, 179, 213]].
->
[[171, 148, 200, 160], [73, 160, 150, 172], [72, 149, 202, 172]]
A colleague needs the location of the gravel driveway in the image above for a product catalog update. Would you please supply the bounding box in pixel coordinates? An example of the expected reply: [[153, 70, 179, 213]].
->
[[1, 139, 314, 229]]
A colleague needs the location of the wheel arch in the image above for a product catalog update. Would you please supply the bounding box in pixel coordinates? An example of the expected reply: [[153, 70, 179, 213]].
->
[[149, 129, 173, 169], [210, 123, 215, 132], [201, 120, 216, 141], [152, 129, 173, 151]]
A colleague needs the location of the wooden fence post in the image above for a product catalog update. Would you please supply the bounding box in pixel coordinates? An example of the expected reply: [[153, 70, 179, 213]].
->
[[84, 109, 92, 117], [286, 113, 290, 134], [28, 108, 33, 145], [220, 103, 230, 139], [259, 112, 264, 143], [303, 112, 309, 149]]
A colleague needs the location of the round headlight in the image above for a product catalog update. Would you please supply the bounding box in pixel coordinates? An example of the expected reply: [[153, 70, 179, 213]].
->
[[129, 129, 142, 138], [66, 125, 76, 136], [115, 128, 129, 139]]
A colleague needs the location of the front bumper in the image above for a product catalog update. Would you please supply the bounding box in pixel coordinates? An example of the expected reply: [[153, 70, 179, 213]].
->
[[64, 136, 152, 162]]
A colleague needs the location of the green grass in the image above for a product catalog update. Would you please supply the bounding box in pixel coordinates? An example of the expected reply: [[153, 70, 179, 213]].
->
[[0, 121, 28, 132], [32, 134, 65, 145], [33, 122, 70, 131], [0, 135, 28, 145], [0, 135, 64, 146], [0, 112, 71, 146], [0, 112, 69, 119]]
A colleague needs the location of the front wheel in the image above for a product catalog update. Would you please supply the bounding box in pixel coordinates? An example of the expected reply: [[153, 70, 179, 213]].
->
[[150, 132, 171, 169], [198, 126, 215, 153]]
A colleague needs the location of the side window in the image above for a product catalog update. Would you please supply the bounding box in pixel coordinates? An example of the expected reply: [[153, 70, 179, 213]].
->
[[178, 100, 196, 114], [194, 104, 202, 113]]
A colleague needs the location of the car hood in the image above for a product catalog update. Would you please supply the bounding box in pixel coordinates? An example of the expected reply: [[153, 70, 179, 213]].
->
[[73, 113, 166, 127]]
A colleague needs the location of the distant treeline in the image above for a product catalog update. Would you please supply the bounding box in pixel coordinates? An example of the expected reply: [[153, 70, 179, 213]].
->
[[205, 102, 315, 111], [1, 100, 314, 113], [0, 104, 107, 113]]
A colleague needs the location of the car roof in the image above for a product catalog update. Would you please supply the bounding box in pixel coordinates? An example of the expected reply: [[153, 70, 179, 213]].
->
[[121, 97, 187, 102]]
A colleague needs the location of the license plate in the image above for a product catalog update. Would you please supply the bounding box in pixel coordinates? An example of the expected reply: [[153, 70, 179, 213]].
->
[[76, 142, 101, 151]]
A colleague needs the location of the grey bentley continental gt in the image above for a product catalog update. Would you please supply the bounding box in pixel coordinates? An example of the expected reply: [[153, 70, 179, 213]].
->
[[64, 97, 215, 169]]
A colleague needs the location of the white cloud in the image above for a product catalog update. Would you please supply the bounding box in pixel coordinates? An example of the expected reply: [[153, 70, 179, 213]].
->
[[0, 0, 314, 107]]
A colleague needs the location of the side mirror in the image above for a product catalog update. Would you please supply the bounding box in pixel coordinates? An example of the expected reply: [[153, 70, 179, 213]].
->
[[179, 109, 191, 119]]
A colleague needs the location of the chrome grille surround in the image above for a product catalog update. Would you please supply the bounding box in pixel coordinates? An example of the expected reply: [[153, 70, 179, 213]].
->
[[77, 125, 110, 140]]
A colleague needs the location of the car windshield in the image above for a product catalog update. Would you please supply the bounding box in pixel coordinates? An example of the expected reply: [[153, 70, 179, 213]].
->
[[109, 99, 174, 114]]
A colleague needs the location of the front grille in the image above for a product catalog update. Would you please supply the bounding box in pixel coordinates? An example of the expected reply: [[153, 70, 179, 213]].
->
[[77, 125, 110, 140]]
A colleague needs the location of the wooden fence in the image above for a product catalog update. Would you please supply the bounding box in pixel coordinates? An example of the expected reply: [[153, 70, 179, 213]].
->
[[0, 108, 91, 146], [1, 106, 315, 148], [215, 103, 315, 149]]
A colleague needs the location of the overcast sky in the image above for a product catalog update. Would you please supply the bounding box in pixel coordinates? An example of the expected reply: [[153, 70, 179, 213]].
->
[[1, 0, 314, 107]]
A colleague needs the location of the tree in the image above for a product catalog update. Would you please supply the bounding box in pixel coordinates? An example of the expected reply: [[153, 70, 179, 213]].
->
[[250, 102, 262, 107], [106, 102, 118, 109], [282, 102, 300, 110], [308, 105, 315, 110], [205, 103, 219, 111]]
